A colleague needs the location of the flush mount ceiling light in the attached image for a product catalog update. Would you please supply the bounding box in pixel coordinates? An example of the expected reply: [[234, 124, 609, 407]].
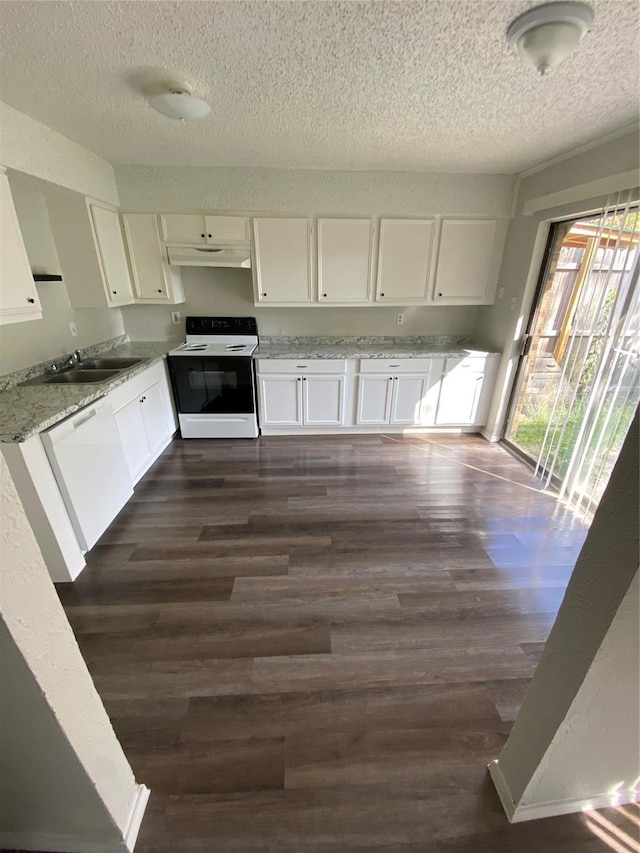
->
[[149, 85, 210, 121], [507, 1, 594, 76]]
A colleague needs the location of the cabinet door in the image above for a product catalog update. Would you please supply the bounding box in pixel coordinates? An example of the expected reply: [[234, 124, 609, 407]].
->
[[433, 219, 497, 303], [435, 366, 484, 425], [259, 375, 303, 425], [204, 216, 249, 244], [318, 218, 373, 302], [113, 398, 150, 483], [140, 381, 170, 455], [376, 219, 434, 303], [89, 203, 134, 305], [161, 214, 206, 244], [0, 173, 42, 324], [303, 376, 345, 426], [390, 376, 428, 425], [357, 376, 392, 425], [253, 218, 311, 303], [123, 213, 170, 300]]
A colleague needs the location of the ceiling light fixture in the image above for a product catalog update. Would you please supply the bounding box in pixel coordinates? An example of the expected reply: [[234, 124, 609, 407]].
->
[[149, 85, 210, 121], [506, 1, 594, 76]]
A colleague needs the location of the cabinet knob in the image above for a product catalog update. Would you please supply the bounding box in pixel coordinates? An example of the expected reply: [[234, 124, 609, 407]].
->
[[380, 293, 385, 297], [438, 292, 443, 297], [323, 293, 327, 298], [200, 233, 205, 238], [27, 298, 35, 304], [208, 233, 212, 238], [141, 396, 146, 402], [297, 377, 301, 381], [262, 292, 267, 297], [157, 289, 162, 293], [303, 376, 306, 381], [112, 290, 117, 295]]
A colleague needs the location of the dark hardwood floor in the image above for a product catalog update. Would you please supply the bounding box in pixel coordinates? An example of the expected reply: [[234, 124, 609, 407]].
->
[[55, 433, 633, 852]]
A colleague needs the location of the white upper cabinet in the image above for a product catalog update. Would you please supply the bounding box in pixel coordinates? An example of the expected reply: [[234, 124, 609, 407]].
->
[[0, 172, 42, 325], [432, 218, 503, 304], [253, 217, 312, 304], [122, 213, 185, 304], [318, 218, 373, 303], [47, 195, 134, 308], [376, 219, 435, 303], [161, 214, 249, 245]]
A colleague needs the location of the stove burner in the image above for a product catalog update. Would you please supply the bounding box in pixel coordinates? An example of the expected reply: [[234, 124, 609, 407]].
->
[[226, 344, 247, 351]]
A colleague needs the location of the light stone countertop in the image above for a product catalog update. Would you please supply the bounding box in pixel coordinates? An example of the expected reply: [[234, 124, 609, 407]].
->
[[254, 335, 496, 360], [0, 341, 174, 443]]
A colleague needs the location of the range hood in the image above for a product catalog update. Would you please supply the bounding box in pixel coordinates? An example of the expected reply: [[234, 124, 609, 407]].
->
[[166, 246, 251, 269]]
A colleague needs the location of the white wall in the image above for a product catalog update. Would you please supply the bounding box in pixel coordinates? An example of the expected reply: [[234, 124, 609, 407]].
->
[[121, 266, 479, 342], [0, 452, 146, 851], [0, 181, 124, 376], [521, 571, 639, 809], [115, 165, 514, 217], [117, 165, 513, 341], [476, 129, 640, 439], [0, 101, 119, 205]]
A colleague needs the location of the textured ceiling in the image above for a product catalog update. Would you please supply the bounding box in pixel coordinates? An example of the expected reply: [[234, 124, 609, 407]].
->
[[0, 0, 638, 174]]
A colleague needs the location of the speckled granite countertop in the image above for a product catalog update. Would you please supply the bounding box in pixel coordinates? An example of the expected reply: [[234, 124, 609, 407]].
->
[[0, 341, 173, 443], [254, 336, 496, 359]]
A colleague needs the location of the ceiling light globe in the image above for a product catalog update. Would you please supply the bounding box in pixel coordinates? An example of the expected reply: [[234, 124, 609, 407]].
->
[[149, 91, 211, 121], [506, 1, 594, 76]]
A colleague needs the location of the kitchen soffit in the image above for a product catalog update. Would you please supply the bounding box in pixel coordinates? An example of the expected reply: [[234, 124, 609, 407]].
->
[[0, 0, 638, 174]]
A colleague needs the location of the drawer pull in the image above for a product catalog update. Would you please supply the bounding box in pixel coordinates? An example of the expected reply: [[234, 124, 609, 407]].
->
[[388, 363, 400, 367], [296, 365, 308, 368]]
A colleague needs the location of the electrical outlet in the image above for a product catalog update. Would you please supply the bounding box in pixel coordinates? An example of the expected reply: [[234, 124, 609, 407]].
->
[[396, 313, 405, 325], [69, 322, 78, 337], [497, 286, 505, 301], [170, 311, 181, 325], [510, 297, 517, 311]]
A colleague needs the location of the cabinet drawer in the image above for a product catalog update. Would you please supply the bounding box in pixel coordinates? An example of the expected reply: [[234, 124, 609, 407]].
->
[[108, 360, 166, 412], [359, 357, 438, 374], [444, 354, 492, 372], [256, 358, 346, 375]]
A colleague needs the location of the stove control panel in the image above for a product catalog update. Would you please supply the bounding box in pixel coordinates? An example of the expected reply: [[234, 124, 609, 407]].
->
[[185, 316, 258, 336]]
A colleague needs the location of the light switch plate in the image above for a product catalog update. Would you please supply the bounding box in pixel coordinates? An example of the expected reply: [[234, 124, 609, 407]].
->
[[170, 311, 181, 325], [69, 322, 78, 337], [396, 313, 405, 325]]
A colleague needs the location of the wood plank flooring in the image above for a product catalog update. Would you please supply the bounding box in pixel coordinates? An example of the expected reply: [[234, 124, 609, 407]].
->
[[54, 433, 633, 852]]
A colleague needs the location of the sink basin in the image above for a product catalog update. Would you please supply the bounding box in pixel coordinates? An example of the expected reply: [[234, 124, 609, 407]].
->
[[80, 357, 144, 370], [21, 369, 121, 386]]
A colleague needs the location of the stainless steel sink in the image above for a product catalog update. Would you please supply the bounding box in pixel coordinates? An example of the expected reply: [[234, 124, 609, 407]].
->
[[80, 357, 144, 370], [21, 369, 121, 386]]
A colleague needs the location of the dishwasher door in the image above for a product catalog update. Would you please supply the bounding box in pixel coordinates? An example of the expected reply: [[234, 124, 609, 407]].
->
[[41, 398, 133, 552]]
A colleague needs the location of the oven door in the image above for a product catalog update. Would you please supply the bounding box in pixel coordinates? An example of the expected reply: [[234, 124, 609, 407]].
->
[[168, 356, 255, 415]]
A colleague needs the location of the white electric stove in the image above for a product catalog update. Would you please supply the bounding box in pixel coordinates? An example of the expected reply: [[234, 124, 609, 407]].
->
[[167, 316, 259, 438]]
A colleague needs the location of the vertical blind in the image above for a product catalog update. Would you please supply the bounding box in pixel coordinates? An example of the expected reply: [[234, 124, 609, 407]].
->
[[534, 192, 640, 516]]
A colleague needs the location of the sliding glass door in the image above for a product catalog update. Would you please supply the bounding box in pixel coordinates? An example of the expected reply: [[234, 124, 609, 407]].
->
[[505, 197, 640, 515]]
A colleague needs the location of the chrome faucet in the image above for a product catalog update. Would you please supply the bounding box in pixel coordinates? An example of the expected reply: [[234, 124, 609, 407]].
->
[[66, 349, 82, 367]]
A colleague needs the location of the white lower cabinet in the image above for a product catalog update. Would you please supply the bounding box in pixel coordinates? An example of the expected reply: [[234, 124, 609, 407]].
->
[[109, 360, 177, 483], [257, 360, 346, 428], [356, 359, 444, 427], [257, 354, 497, 433], [435, 355, 498, 426]]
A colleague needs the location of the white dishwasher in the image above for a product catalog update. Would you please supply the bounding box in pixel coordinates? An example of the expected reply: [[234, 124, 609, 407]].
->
[[41, 398, 134, 552]]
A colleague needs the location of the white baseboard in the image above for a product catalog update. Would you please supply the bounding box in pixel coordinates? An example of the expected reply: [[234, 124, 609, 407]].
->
[[0, 784, 151, 853], [259, 425, 482, 437], [488, 760, 640, 823], [488, 759, 516, 821], [124, 784, 151, 851]]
